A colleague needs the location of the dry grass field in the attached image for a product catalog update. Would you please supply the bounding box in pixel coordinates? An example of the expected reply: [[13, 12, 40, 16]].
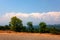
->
[[0, 30, 60, 40]]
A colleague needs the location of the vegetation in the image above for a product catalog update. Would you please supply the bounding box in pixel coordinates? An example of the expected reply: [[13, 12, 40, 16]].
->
[[9, 16, 23, 32], [39, 22, 47, 33], [0, 16, 60, 35], [27, 22, 34, 32]]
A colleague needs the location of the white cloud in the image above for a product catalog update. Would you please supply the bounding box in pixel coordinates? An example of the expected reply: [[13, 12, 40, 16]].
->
[[0, 12, 60, 25]]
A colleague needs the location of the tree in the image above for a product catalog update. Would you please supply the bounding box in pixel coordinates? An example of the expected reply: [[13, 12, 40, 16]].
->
[[50, 27, 56, 34], [9, 16, 23, 32], [27, 22, 34, 32], [39, 22, 47, 33], [4, 25, 10, 30], [0, 26, 5, 30], [22, 26, 27, 32]]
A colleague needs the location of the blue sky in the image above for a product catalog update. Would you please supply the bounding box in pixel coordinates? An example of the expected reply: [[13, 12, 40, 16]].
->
[[0, 0, 60, 25], [0, 0, 60, 14]]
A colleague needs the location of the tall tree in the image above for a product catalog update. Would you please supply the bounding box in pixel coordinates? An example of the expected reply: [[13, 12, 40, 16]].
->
[[9, 16, 23, 32], [27, 22, 34, 32], [39, 22, 47, 33]]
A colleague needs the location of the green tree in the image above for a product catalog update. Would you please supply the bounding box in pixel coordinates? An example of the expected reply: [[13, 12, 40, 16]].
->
[[27, 22, 34, 32], [50, 27, 56, 34], [22, 26, 27, 32], [9, 16, 23, 32], [4, 25, 10, 30], [39, 22, 47, 33], [0, 26, 5, 30]]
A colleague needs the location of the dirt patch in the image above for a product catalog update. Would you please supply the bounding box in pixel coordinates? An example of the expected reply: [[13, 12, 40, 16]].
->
[[0, 30, 60, 40]]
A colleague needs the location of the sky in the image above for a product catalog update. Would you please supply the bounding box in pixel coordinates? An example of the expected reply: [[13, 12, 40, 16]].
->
[[0, 0, 60, 25]]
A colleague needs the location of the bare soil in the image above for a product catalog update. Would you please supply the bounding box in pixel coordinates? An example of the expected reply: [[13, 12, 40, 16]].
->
[[0, 30, 60, 40]]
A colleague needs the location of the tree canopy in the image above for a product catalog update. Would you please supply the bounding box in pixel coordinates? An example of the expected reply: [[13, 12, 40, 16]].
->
[[27, 22, 34, 32], [0, 16, 60, 34], [39, 22, 47, 33], [9, 16, 23, 32]]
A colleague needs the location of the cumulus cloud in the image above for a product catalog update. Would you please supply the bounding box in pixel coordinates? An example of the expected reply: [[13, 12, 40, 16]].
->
[[0, 12, 60, 25]]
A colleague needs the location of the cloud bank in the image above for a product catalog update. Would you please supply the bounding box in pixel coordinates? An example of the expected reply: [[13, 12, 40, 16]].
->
[[0, 12, 60, 25]]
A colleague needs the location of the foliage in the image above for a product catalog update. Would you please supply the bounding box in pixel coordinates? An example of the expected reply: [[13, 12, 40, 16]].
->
[[0, 16, 60, 35], [22, 26, 27, 32], [9, 16, 23, 32], [27, 22, 34, 32], [0, 26, 5, 30], [4, 25, 10, 30], [50, 27, 60, 34], [0, 25, 10, 30], [39, 22, 47, 33]]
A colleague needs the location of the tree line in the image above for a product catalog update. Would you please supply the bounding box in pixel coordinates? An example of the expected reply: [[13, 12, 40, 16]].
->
[[0, 16, 60, 34]]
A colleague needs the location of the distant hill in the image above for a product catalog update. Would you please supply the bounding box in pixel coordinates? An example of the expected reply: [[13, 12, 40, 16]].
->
[[33, 24, 60, 29], [47, 24, 60, 29]]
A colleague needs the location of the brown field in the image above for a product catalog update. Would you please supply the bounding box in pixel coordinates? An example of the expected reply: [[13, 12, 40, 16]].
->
[[0, 30, 60, 40]]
